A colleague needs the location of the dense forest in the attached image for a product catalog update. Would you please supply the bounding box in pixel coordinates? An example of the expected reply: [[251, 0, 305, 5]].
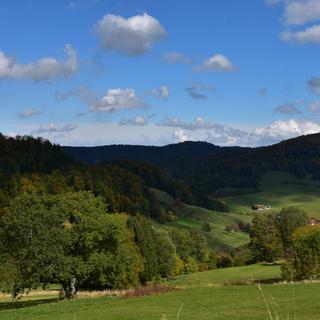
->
[[64, 133, 320, 199]]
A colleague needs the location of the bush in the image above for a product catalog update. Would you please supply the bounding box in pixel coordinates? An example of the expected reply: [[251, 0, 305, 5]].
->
[[216, 252, 233, 268], [207, 252, 217, 270], [202, 222, 212, 232], [281, 263, 294, 281], [183, 257, 199, 274]]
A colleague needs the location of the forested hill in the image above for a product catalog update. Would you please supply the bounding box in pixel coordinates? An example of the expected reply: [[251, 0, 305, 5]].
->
[[64, 133, 320, 198], [2, 132, 320, 218], [63, 141, 247, 168], [0, 134, 199, 219]]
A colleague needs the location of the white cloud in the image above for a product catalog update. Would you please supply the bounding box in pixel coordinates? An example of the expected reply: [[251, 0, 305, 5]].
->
[[173, 129, 189, 143], [194, 54, 235, 72], [274, 100, 303, 114], [119, 116, 148, 126], [160, 116, 247, 145], [308, 77, 320, 94], [163, 52, 194, 64], [95, 13, 166, 56], [283, 0, 320, 26], [248, 119, 320, 145], [149, 85, 169, 101], [0, 44, 77, 81], [33, 123, 78, 134], [18, 109, 42, 118], [92, 88, 147, 113], [309, 100, 320, 111], [281, 24, 320, 43], [20, 117, 320, 148]]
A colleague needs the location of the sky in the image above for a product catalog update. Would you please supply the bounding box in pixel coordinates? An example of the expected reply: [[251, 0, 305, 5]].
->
[[2, 0, 320, 147]]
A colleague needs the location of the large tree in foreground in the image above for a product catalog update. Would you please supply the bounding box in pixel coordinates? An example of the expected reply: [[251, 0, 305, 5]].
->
[[0, 192, 143, 299]]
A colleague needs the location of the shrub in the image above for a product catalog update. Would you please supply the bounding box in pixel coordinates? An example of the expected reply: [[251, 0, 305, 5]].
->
[[216, 252, 233, 268], [202, 222, 212, 232]]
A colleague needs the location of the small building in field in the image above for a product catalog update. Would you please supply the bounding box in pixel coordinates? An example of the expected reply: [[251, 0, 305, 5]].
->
[[251, 204, 271, 211], [309, 217, 320, 225]]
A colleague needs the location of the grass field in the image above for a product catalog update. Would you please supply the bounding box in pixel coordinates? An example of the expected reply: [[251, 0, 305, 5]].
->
[[1, 263, 320, 320], [166, 263, 281, 288], [226, 171, 320, 217]]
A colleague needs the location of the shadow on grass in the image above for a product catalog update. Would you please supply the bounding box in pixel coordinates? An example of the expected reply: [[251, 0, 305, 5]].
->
[[0, 298, 60, 311]]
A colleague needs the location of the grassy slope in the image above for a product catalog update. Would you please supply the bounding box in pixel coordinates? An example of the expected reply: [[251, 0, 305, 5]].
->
[[2, 282, 320, 319], [153, 171, 320, 249], [166, 263, 281, 287], [226, 171, 320, 217], [152, 189, 251, 250], [4, 264, 320, 320]]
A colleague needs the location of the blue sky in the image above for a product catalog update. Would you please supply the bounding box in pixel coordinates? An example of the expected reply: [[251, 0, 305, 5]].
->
[[1, 0, 320, 146]]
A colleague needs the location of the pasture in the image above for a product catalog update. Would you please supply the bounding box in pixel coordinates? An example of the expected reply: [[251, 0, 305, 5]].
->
[[226, 171, 320, 217], [1, 264, 320, 320]]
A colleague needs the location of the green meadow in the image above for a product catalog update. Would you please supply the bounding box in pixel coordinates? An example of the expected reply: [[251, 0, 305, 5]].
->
[[1, 264, 320, 320], [152, 188, 252, 250], [226, 171, 320, 217]]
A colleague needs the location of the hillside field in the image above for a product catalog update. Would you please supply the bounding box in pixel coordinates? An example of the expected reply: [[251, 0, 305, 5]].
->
[[152, 188, 251, 250], [225, 171, 320, 217], [2, 264, 320, 320]]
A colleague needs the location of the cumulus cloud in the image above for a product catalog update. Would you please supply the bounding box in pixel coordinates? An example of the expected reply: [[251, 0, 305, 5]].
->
[[95, 13, 166, 56], [149, 85, 169, 100], [283, 0, 320, 26], [281, 24, 320, 43], [274, 100, 303, 114], [160, 116, 246, 138], [268, 1, 320, 45], [308, 77, 320, 94], [119, 116, 148, 126], [194, 54, 235, 72], [33, 123, 78, 134], [56, 86, 150, 113], [160, 115, 320, 147], [248, 119, 320, 145], [309, 100, 320, 112], [173, 129, 189, 143], [0, 44, 77, 81], [163, 52, 194, 64], [92, 88, 147, 113], [18, 109, 42, 118]]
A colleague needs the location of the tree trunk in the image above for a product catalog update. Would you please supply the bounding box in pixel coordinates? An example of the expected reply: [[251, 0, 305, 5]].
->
[[63, 278, 77, 299]]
